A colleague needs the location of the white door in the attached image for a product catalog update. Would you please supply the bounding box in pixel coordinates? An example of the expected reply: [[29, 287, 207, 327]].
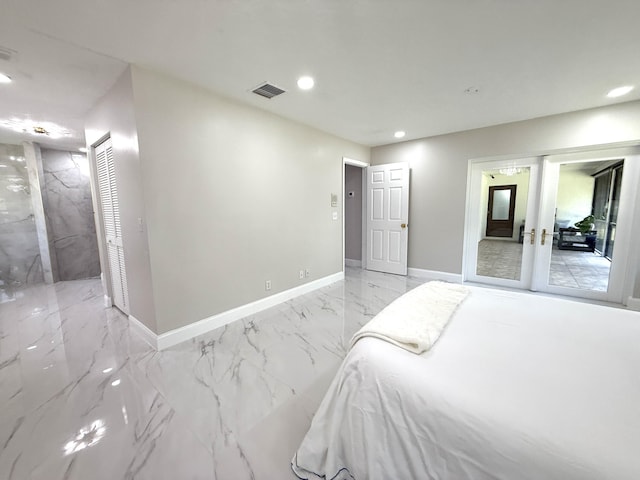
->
[[465, 147, 639, 303], [465, 158, 541, 290], [531, 149, 640, 303], [95, 138, 130, 314], [366, 162, 410, 275]]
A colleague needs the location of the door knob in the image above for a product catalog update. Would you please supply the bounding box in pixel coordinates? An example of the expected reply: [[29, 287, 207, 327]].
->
[[541, 228, 553, 246], [401, 223, 407, 229], [523, 228, 535, 245]]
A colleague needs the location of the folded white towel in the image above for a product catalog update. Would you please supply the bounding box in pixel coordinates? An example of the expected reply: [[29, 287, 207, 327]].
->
[[350, 281, 470, 354]]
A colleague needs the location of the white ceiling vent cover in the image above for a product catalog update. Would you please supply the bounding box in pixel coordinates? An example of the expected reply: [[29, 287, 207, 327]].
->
[[251, 82, 286, 99]]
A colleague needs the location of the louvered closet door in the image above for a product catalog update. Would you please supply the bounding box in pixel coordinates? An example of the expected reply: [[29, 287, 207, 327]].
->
[[95, 138, 130, 314]]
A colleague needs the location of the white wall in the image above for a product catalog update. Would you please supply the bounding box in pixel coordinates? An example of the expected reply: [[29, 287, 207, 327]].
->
[[85, 67, 158, 333], [345, 164, 363, 260], [371, 100, 640, 297], [130, 66, 370, 334]]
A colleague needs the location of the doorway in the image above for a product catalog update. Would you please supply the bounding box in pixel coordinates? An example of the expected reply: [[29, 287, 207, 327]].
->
[[465, 147, 640, 303], [486, 184, 517, 237], [344, 163, 365, 268], [343, 157, 368, 270]]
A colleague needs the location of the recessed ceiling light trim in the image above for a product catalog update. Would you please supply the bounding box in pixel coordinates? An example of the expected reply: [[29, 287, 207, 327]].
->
[[297, 76, 315, 90], [0, 73, 12, 84], [607, 86, 633, 98]]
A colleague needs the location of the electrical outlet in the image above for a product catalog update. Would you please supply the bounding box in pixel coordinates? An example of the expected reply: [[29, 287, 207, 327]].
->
[[299, 270, 304, 279], [305, 268, 310, 278], [265, 280, 271, 291]]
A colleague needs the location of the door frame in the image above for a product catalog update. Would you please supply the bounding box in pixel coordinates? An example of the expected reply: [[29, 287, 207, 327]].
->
[[463, 142, 640, 305], [342, 157, 369, 271]]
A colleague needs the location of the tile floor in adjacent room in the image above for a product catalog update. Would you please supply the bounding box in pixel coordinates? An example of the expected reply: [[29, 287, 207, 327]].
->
[[476, 239, 611, 291], [0, 267, 425, 480]]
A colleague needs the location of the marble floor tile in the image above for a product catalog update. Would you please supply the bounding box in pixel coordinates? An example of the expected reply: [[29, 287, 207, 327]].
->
[[0, 267, 424, 479]]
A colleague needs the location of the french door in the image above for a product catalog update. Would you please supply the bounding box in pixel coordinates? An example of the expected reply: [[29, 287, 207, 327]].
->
[[465, 147, 640, 303]]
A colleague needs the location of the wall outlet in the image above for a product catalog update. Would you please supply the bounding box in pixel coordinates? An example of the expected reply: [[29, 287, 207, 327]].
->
[[305, 268, 310, 278], [265, 280, 271, 291], [299, 270, 304, 279]]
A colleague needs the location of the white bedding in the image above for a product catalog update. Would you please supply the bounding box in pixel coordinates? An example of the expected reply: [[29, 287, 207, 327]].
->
[[350, 281, 469, 354], [292, 286, 640, 480]]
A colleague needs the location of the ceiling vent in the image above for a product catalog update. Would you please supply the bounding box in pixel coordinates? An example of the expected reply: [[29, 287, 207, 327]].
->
[[251, 82, 286, 99], [0, 46, 16, 62]]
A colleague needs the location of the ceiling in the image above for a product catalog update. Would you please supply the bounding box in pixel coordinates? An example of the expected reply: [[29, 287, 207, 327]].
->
[[1, 0, 639, 150]]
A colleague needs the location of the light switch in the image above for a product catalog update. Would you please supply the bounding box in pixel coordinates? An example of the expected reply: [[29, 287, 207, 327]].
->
[[331, 193, 338, 207], [332, 211, 338, 220]]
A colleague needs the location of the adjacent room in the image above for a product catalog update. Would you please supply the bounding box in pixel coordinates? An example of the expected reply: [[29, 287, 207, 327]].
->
[[1, 1, 640, 479]]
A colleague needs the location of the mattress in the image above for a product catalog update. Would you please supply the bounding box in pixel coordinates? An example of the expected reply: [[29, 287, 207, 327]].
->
[[292, 286, 640, 480]]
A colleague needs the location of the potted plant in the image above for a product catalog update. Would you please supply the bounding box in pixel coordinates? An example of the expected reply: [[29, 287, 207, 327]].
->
[[574, 215, 596, 250]]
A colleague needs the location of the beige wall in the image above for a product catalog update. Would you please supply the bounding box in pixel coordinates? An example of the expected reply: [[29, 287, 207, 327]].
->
[[85, 67, 158, 333], [371, 101, 640, 297], [130, 66, 369, 334], [556, 167, 595, 226], [345, 164, 363, 260]]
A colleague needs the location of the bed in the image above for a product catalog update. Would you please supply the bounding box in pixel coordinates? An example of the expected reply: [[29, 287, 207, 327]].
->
[[291, 284, 640, 480]]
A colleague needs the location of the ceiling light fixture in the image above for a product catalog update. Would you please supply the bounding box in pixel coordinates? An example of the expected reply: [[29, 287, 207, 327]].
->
[[607, 86, 633, 98], [394, 131, 406, 139], [499, 167, 522, 176], [0, 73, 11, 84], [78, 147, 88, 153], [297, 76, 314, 90], [0, 118, 72, 139]]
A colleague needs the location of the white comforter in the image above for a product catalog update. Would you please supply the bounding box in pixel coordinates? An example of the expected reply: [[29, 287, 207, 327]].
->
[[292, 286, 640, 480]]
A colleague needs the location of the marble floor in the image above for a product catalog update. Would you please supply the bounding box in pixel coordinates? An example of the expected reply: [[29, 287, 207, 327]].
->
[[0, 268, 425, 480], [476, 239, 611, 291]]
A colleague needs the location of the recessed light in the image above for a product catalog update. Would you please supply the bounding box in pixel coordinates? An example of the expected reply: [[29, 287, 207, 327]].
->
[[394, 131, 406, 139], [0, 73, 11, 84], [297, 76, 315, 90], [607, 86, 633, 98], [111, 379, 121, 387], [79, 147, 88, 153]]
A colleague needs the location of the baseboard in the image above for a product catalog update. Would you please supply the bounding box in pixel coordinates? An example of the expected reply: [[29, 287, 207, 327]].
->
[[155, 271, 345, 350], [627, 296, 640, 311], [129, 314, 159, 350], [344, 258, 362, 268], [407, 268, 463, 284]]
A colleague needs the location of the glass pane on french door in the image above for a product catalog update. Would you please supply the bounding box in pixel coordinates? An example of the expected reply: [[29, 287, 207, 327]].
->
[[475, 167, 531, 281], [547, 160, 621, 292]]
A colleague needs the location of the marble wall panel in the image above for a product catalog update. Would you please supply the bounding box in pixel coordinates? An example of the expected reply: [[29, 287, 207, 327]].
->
[[0, 144, 44, 288], [41, 149, 101, 281]]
